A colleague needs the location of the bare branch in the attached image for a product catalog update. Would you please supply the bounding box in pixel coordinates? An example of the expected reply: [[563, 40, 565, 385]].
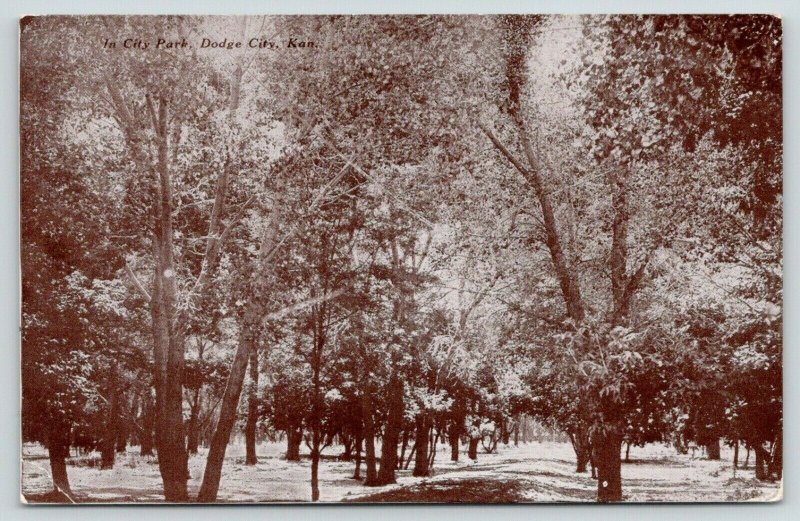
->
[[124, 260, 151, 303]]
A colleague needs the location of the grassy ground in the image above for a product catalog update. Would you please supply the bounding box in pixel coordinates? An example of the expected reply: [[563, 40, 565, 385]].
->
[[21, 440, 781, 503]]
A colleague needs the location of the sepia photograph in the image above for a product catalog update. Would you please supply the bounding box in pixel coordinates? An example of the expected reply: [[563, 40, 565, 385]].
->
[[19, 14, 782, 504]]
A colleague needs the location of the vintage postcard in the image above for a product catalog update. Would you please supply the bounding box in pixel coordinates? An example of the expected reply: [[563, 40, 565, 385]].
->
[[20, 15, 782, 503]]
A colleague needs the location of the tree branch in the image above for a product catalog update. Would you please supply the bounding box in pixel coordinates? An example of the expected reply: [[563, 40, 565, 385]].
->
[[124, 260, 151, 303]]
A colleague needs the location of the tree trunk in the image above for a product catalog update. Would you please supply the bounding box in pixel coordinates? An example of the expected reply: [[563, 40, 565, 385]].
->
[[595, 431, 623, 502], [412, 414, 432, 477], [571, 428, 591, 473], [768, 432, 782, 479], [245, 347, 259, 465], [186, 388, 201, 455], [309, 332, 323, 503], [116, 394, 130, 453], [399, 430, 409, 469], [140, 390, 155, 456], [47, 421, 72, 499], [101, 388, 120, 469], [468, 437, 479, 461], [196, 326, 255, 502], [404, 443, 416, 470], [733, 439, 739, 469], [484, 431, 499, 454], [353, 434, 363, 480], [674, 433, 688, 455], [116, 427, 127, 453], [286, 426, 302, 461], [311, 434, 321, 501], [361, 375, 378, 486], [150, 96, 189, 503], [450, 426, 460, 462], [624, 441, 631, 462], [428, 429, 440, 470], [449, 396, 466, 462], [755, 443, 770, 481], [706, 437, 721, 460], [341, 435, 353, 461], [376, 372, 403, 485]]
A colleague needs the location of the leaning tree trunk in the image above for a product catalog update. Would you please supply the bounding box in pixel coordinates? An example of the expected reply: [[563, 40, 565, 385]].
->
[[376, 372, 403, 485], [196, 326, 255, 502], [244, 347, 260, 465], [412, 413, 432, 477], [47, 420, 73, 499], [595, 431, 623, 502]]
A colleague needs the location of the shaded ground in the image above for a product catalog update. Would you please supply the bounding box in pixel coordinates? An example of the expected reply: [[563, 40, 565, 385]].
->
[[21, 441, 781, 504], [347, 479, 527, 503]]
